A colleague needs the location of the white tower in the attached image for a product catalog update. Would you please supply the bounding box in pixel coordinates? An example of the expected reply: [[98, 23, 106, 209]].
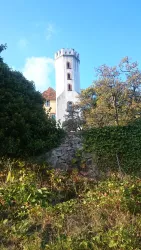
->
[[55, 48, 80, 123]]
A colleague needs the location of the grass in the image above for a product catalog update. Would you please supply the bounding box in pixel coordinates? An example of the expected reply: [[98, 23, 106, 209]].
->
[[0, 158, 141, 249]]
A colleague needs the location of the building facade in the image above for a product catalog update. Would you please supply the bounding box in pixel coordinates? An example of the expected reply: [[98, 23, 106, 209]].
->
[[42, 87, 56, 119], [55, 48, 80, 123]]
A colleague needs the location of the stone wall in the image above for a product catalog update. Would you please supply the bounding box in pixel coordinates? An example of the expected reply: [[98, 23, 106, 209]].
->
[[45, 132, 99, 179], [46, 132, 83, 170]]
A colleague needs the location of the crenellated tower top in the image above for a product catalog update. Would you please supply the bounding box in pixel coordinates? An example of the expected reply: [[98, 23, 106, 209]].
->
[[55, 48, 80, 61]]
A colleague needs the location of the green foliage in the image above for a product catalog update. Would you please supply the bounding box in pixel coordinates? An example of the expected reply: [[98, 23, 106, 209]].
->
[[0, 43, 7, 54], [78, 57, 141, 128], [0, 45, 64, 157], [0, 47, 140, 250], [62, 105, 84, 132], [83, 118, 141, 174], [0, 159, 140, 249]]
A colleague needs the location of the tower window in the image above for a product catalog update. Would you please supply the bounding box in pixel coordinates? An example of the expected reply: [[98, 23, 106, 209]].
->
[[67, 62, 71, 69], [67, 73, 71, 80], [51, 114, 56, 119], [45, 100, 50, 107], [67, 101, 73, 112], [68, 84, 72, 91]]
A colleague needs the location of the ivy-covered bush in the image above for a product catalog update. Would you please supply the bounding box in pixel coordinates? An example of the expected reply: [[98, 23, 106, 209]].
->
[[83, 119, 141, 174]]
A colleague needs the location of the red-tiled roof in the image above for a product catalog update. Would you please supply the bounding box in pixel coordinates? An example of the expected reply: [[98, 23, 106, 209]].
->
[[42, 87, 56, 100]]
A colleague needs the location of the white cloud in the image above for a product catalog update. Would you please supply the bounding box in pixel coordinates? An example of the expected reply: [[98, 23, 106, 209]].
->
[[35, 21, 45, 28], [18, 38, 28, 49], [46, 23, 56, 40], [34, 21, 59, 40], [22, 57, 54, 92]]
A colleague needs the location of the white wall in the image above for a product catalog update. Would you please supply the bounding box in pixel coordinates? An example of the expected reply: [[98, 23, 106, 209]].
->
[[55, 49, 80, 122], [57, 90, 80, 123]]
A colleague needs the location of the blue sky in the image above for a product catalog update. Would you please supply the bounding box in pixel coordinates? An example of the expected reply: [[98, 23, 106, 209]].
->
[[1, 0, 141, 92]]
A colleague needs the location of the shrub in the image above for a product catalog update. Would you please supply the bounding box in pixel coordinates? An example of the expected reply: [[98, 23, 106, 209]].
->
[[0, 46, 64, 157], [0, 159, 140, 249]]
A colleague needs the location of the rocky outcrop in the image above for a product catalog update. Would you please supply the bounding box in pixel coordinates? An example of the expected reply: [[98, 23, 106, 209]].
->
[[45, 132, 83, 170], [45, 132, 99, 179]]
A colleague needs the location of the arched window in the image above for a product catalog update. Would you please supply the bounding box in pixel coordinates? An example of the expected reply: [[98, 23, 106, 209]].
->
[[67, 73, 71, 80], [68, 84, 72, 91], [67, 101, 73, 112], [67, 62, 71, 69], [45, 100, 50, 107]]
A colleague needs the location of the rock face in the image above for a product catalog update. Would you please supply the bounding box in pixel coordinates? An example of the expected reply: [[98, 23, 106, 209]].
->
[[45, 132, 83, 170], [45, 132, 99, 179]]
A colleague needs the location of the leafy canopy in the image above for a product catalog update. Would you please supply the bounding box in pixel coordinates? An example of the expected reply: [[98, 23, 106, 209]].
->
[[78, 57, 141, 128], [0, 44, 64, 157]]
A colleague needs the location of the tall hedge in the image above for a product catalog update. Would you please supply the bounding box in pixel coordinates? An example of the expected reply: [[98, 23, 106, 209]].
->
[[0, 52, 64, 157], [83, 119, 141, 174]]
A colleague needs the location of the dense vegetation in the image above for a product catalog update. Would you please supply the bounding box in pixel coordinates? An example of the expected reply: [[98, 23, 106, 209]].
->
[[0, 44, 64, 157], [77, 57, 141, 128], [0, 159, 140, 250], [0, 45, 140, 249], [83, 118, 141, 175]]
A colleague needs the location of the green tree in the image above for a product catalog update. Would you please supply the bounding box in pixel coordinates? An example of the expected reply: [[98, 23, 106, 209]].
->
[[77, 86, 97, 127], [0, 44, 64, 157], [0, 44, 7, 53], [62, 104, 84, 132], [78, 57, 141, 128]]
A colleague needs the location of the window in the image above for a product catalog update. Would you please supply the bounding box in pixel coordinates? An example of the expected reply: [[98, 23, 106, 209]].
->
[[51, 114, 56, 119], [67, 73, 71, 80], [68, 84, 72, 91], [67, 101, 73, 112], [45, 100, 50, 107], [67, 62, 71, 69]]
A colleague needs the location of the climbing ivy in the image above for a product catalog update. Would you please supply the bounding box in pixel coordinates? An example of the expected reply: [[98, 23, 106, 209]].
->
[[83, 119, 141, 174]]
